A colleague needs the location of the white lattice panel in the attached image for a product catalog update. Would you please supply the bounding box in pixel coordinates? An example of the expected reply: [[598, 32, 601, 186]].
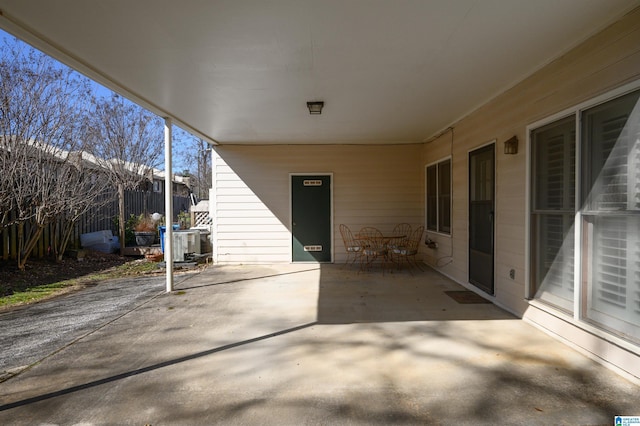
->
[[194, 211, 213, 226]]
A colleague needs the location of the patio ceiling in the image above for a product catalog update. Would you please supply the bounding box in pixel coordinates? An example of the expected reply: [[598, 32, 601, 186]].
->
[[0, 1, 638, 145]]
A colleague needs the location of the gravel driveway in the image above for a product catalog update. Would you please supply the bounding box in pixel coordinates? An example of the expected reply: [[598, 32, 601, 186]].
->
[[0, 273, 193, 381]]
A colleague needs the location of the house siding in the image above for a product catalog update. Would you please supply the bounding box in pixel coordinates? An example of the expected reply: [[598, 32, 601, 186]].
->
[[212, 144, 424, 264], [212, 154, 291, 263], [422, 7, 640, 380]]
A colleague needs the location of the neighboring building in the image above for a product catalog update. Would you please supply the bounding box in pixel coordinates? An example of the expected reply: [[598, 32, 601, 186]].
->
[[25, 144, 192, 196], [151, 169, 192, 197], [0, 139, 192, 257], [209, 10, 640, 381]]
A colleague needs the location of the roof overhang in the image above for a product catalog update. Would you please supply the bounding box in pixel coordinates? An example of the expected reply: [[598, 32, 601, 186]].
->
[[1, 1, 638, 145]]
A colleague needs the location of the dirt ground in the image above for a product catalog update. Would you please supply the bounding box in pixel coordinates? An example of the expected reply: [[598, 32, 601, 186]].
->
[[0, 251, 135, 297]]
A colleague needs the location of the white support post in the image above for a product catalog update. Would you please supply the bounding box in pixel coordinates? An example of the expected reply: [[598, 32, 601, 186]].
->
[[164, 118, 174, 293]]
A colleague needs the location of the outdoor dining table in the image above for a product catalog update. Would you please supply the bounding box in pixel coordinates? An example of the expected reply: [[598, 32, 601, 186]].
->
[[354, 232, 406, 272], [354, 233, 406, 245]]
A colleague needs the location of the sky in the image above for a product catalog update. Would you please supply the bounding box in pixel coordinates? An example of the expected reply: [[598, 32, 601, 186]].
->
[[0, 29, 199, 174]]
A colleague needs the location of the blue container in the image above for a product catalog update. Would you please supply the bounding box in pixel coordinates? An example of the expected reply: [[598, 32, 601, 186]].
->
[[159, 224, 180, 252]]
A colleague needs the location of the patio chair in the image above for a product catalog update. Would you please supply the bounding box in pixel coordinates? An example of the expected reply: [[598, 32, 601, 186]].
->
[[339, 224, 363, 268], [357, 226, 388, 274], [388, 222, 411, 250], [391, 225, 424, 273]]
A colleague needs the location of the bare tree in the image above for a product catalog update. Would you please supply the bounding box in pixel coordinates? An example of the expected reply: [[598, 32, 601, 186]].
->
[[88, 94, 163, 250], [49, 151, 113, 261], [0, 137, 14, 227], [0, 37, 96, 269], [174, 133, 211, 200]]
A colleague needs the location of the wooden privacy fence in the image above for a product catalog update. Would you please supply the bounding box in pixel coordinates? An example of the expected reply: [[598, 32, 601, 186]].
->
[[1, 189, 191, 261]]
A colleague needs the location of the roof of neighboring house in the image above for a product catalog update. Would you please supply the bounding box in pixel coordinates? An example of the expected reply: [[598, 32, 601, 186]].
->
[[1, 136, 187, 186], [152, 169, 191, 187]]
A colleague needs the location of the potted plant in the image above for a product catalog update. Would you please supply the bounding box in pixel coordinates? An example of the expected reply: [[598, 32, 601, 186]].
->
[[134, 214, 157, 246]]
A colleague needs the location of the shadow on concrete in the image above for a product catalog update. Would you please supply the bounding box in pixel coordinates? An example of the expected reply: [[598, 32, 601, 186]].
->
[[0, 263, 637, 424], [178, 266, 321, 291], [0, 322, 317, 412]]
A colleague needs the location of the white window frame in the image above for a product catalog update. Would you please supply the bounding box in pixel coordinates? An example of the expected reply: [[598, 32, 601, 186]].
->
[[527, 116, 577, 313], [425, 157, 452, 236], [526, 79, 640, 354]]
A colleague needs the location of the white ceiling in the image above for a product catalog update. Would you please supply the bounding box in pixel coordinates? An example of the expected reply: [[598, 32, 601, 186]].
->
[[0, 0, 638, 145]]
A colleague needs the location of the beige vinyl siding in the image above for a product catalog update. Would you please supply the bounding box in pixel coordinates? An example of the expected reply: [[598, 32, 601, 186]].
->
[[422, 7, 640, 317], [213, 144, 424, 264], [212, 152, 291, 263]]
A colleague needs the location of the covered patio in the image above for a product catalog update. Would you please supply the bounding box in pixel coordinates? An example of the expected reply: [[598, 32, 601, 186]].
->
[[0, 265, 637, 425], [1, 0, 640, 398]]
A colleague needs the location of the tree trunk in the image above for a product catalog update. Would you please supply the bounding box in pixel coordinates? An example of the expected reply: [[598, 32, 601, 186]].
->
[[53, 219, 76, 262], [118, 183, 126, 251], [16, 222, 24, 270], [51, 220, 62, 261], [17, 221, 44, 270]]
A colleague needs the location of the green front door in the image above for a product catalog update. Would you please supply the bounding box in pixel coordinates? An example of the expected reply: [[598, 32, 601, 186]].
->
[[291, 175, 332, 262]]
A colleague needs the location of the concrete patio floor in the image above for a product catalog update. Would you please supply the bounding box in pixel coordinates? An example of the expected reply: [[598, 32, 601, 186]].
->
[[0, 263, 638, 425]]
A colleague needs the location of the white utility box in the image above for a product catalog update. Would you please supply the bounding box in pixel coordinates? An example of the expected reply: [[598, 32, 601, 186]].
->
[[172, 230, 200, 262]]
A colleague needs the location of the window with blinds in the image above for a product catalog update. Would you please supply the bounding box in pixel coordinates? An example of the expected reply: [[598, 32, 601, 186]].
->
[[530, 116, 576, 312], [426, 159, 451, 235], [531, 85, 640, 345], [582, 90, 640, 342], [426, 165, 437, 231], [438, 160, 451, 234]]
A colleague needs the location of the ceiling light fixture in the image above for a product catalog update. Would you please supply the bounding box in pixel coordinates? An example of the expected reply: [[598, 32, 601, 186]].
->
[[307, 101, 324, 115]]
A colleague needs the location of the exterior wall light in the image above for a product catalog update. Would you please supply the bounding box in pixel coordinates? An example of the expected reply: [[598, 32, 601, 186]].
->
[[307, 101, 324, 115], [504, 135, 518, 155]]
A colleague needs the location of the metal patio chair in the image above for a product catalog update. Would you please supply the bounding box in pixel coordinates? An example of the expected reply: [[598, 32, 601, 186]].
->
[[339, 224, 363, 268], [357, 226, 388, 274], [388, 222, 411, 251], [391, 225, 424, 273]]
